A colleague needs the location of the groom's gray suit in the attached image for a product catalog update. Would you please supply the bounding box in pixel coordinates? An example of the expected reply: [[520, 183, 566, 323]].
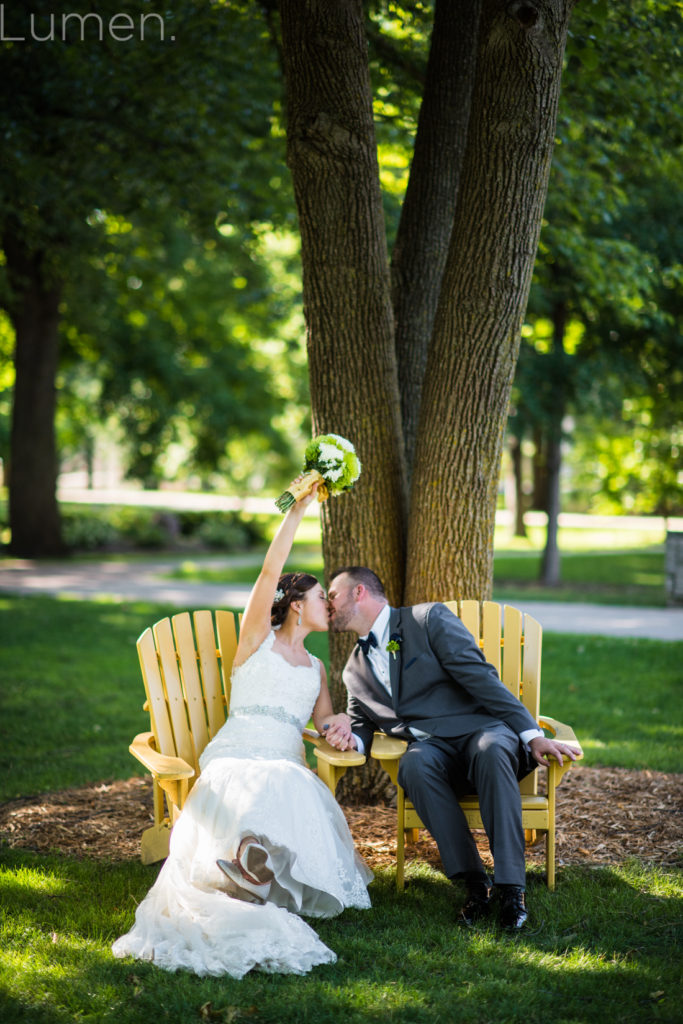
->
[[342, 602, 540, 886]]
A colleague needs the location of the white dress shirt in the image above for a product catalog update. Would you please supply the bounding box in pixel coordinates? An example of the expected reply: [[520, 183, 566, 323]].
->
[[351, 605, 542, 754]]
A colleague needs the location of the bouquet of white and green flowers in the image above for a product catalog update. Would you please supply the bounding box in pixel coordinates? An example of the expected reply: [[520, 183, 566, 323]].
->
[[275, 434, 362, 513]]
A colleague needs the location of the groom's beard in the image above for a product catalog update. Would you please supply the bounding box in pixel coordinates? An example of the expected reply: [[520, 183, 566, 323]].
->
[[329, 602, 355, 633]]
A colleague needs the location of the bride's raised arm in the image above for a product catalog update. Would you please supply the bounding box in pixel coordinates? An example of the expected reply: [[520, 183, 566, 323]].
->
[[233, 482, 319, 666]]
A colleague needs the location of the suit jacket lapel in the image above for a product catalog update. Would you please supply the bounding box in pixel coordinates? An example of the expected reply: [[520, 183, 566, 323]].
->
[[388, 607, 402, 713], [349, 643, 386, 701]]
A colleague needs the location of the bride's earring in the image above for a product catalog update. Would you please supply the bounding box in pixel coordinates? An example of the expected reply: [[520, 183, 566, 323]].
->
[[297, 611, 302, 626]]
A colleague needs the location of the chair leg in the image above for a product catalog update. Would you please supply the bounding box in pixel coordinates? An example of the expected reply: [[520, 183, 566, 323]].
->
[[315, 758, 347, 796], [396, 785, 406, 891], [546, 824, 556, 891], [547, 763, 558, 890], [152, 777, 165, 826]]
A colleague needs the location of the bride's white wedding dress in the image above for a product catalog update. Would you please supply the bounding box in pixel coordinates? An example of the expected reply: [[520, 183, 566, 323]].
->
[[112, 631, 372, 978]]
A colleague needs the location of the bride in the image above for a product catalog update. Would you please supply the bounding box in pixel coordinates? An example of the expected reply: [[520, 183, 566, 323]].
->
[[112, 483, 372, 977]]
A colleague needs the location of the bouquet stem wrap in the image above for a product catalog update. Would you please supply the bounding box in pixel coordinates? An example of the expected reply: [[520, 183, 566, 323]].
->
[[275, 434, 361, 513], [275, 470, 328, 512]]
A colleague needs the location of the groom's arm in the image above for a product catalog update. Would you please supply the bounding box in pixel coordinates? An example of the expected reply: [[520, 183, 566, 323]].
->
[[346, 692, 376, 754]]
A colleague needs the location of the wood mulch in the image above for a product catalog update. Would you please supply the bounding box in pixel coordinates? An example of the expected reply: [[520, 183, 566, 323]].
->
[[1, 766, 681, 872]]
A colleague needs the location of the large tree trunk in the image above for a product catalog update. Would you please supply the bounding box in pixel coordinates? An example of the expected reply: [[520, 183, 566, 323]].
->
[[391, 0, 482, 486], [4, 232, 64, 557], [278, 0, 407, 736], [278, 0, 575, 797], [405, 0, 574, 604]]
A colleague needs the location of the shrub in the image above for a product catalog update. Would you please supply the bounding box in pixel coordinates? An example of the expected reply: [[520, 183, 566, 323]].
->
[[57, 504, 269, 553], [61, 508, 118, 551]]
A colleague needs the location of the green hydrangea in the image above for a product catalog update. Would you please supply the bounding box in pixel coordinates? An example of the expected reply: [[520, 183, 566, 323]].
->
[[303, 434, 361, 492]]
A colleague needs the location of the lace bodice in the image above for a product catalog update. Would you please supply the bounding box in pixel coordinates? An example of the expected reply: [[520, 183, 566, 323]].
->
[[199, 631, 321, 769]]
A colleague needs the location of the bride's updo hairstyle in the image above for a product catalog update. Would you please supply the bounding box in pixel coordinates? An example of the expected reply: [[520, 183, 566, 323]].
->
[[271, 571, 319, 627]]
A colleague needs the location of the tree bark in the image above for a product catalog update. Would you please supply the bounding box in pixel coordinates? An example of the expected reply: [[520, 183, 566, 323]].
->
[[278, 0, 407, 706], [4, 231, 64, 557], [391, 0, 482, 486], [405, 0, 574, 604]]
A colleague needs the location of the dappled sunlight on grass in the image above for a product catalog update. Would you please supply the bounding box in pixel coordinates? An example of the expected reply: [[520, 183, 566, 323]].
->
[[0, 863, 72, 900], [0, 851, 680, 1023]]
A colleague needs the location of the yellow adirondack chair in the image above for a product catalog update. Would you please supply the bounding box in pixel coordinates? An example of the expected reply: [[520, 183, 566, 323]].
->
[[129, 609, 364, 864], [367, 601, 582, 891]]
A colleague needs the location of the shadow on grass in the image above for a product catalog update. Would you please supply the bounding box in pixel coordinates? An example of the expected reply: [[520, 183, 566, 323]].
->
[[2, 847, 681, 1024]]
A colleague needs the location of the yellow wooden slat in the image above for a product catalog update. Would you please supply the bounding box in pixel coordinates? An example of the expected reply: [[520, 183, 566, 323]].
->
[[519, 610, 543, 797], [481, 601, 502, 673], [522, 613, 542, 722], [137, 627, 176, 758], [459, 600, 480, 643], [172, 612, 208, 769], [153, 617, 195, 769], [193, 610, 226, 739], [502, 605, 522, 697], [215, 609, 239, 712]]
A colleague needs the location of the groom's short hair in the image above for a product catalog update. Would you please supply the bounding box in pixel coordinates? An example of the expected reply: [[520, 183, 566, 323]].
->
[[330, 566, 386, 599]]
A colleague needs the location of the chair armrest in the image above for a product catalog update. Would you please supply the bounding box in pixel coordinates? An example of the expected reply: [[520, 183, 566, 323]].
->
[[369, 733, 409, 786], [303, 728, 366, 766], [370, 733, 409, 761], [129, 732, 196, 781], [538, 715, 583, 789], [538, 716, 584, 757], [314, 739, 366, 768]]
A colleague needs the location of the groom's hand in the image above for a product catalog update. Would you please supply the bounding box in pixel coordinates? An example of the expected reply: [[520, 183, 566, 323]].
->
[[529, 736, 581, 767], [326, 731, 358, 751]]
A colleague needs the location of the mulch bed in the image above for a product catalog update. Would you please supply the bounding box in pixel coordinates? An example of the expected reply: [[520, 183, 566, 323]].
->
[[1, 766, 681, 872]]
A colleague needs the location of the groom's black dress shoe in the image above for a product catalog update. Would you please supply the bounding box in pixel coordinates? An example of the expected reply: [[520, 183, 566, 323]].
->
[[458, 881, 492, 926], [497, 886, 528, 931]]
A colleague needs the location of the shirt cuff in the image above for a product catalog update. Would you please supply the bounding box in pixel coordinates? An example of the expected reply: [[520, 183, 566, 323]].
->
[[520, 727, 544, 748], [351, 733, 366, 755]]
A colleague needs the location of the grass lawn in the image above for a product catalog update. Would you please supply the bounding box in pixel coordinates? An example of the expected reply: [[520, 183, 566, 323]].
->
[[1, 592, 681, 1023], [1, 851, 680, 1024]]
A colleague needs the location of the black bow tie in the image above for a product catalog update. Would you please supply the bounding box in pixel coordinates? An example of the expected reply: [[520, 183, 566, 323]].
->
[[357, 631, 378, 656]]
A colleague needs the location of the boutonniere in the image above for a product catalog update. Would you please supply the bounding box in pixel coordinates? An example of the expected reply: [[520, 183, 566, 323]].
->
[[386, 633, 402, 659]]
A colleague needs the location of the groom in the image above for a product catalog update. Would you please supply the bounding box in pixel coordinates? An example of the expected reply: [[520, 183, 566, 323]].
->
[[326, 566, 579, 930]]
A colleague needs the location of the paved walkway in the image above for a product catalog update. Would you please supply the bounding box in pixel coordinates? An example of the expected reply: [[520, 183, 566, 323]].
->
[[0, 557, 681, 641]]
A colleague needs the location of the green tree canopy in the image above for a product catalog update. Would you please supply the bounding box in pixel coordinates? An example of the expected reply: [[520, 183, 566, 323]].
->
[[0, 0, 294, 551]]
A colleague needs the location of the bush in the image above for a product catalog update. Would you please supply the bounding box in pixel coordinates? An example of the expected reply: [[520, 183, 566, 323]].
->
[[177, 510, 268, 550], [109, 507, 169, 549], [57, 504, 269, 553], [61, 508, 118, 550]]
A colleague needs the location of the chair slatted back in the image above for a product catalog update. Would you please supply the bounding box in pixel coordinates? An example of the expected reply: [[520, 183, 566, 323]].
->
[[137, 610, 239, 782], [137, 625, 177, 763], [195, 609, 230, 738], [441, 600, 542, 797], [152, 616, 198, 771], [171, 612, 211, 765], [215, 609, 239, 713]]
